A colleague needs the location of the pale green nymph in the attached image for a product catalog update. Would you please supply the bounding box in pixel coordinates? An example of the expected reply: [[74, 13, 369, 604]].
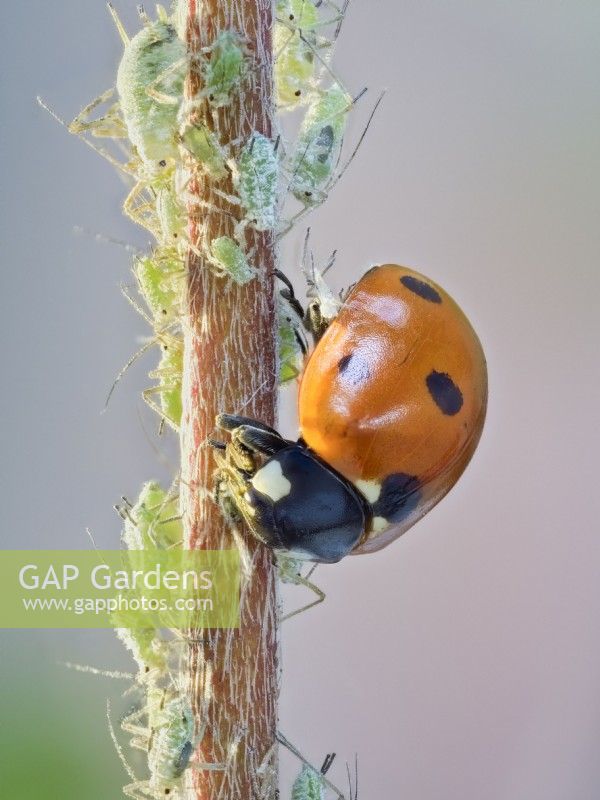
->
[[291, 84, 351, 205], [209, 236, 256, 284], [235, 132, 279, 231], [116, 17, 186, 165]]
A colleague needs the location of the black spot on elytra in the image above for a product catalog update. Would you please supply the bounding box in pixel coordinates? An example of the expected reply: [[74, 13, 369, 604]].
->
[[337, 352, 370, 386], [426, 370, 463, 415], [372, 473, 422, 523], [400, 275, 442, 304]]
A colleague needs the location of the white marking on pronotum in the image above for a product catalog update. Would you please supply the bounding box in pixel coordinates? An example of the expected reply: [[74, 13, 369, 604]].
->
[[371, 516, 388, 533], [251, 460, 292, 502], [354, 479, 382, 504]]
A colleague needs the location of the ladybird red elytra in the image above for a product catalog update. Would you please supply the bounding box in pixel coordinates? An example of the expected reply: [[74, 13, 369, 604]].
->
[[214, 264, 487, 563]]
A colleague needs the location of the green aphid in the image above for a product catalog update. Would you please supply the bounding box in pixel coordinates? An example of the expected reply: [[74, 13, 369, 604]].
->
[[291, 764, 325, 800], [274, 0, 319, 108], [148, 340, 183, 428], [179, 122, 228, 179], [116, 17, 186, 166], [122, 481, 182, 550], [202, 30, 247, 108], [209, 236, 256, 284], [278, 0, 320, 27], [278, 293, 304, 384], [147, 696, 195, 785], [235, 132, 279, 231], [156, 184, 187, 243], [113, 626, 169, 677], [291, 84, 351, 205], [134, 251, 181, 322]]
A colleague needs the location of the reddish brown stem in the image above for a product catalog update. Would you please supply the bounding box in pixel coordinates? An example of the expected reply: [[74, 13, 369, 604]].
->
[[180, 1, 279, 799]]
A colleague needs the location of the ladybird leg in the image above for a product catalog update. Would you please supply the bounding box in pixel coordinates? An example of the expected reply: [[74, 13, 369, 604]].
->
[[232, 425, 291, 457], [216, 413, 281, 438], [274, 268, 306, 320]]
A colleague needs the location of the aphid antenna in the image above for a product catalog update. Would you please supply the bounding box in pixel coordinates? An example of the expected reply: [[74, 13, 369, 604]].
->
[[106, 2, 130, 46], [333, 0, 352, 39], [325, 88, 385, 196], [72, 225, 143, 256], [278, 82, 366, 237], [107, 699, 139, 782], [301, 228, 336, 290], [104, 337, 157, 412], [346, 753, 358, 800], [119, 281, 165, 330], [62, 661, 135, 681], [135, 404, 181, 473], [276, 732, 347, 800]]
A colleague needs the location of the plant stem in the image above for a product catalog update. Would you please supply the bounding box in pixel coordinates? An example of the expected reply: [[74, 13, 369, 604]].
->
[[180, 2, 279, 798]]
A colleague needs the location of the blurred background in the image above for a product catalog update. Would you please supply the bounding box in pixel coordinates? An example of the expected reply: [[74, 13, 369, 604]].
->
[[1, 1, 600, 798]]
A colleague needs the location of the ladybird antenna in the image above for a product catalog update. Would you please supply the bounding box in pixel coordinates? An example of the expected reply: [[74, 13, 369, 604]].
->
[[107, 3, 130, 46]]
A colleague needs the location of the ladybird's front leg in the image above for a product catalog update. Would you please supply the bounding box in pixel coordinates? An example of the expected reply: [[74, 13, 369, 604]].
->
[[217, 413, 293, 458]]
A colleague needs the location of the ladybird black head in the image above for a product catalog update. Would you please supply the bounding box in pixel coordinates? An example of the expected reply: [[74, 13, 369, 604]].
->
[[245, 445, 368, 563]]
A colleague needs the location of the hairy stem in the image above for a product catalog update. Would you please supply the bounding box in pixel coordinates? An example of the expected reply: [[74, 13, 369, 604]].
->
[[180, 2, 279, 799]]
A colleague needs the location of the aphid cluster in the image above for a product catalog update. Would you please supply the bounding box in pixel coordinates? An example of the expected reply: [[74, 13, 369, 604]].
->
[[43, 1, 388, 797]]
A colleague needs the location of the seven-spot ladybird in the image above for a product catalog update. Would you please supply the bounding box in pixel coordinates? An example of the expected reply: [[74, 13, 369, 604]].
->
[[215, 264, 487, 563]]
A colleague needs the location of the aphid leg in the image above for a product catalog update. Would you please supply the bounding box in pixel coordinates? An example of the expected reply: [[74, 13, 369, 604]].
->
[[277, 556, 326, 621], [37, 97, 132, 177], [280, 573, 326, 622], [68, 87, 127, 138], [145, 56, 188, 106], [105, 337, 157, 411], [142, 385, 181, 432]]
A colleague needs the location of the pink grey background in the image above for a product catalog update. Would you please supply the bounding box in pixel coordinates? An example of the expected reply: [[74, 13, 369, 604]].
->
[[1, 1, 599, 797]]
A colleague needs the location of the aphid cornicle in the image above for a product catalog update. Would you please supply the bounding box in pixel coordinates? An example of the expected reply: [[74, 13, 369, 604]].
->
[[215, 264, 487, 563]]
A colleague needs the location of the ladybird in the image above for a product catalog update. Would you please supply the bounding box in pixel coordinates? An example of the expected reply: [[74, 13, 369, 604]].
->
[[214, 264, 487, 563]]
